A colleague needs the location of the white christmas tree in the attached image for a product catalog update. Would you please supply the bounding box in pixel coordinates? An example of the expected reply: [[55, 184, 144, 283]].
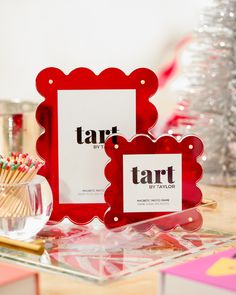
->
[[167, 0, 236, 186]]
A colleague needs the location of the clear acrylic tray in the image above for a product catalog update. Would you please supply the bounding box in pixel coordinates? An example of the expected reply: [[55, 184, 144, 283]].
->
[[0, 200, 235, 283]]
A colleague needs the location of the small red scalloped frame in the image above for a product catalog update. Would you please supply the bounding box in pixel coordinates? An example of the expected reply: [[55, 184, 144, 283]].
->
[[104, 134, 203, 231], [36, 67, 158, 224]]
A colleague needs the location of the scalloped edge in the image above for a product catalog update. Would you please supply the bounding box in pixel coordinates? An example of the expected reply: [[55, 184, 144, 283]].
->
[[104, 133, 203, 229], [36, 67, 159, 224]]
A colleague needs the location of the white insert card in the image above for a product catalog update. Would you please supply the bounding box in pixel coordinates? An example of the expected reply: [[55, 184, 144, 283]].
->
[[123, 154, 182, 212], [58, 89, 136, 204]]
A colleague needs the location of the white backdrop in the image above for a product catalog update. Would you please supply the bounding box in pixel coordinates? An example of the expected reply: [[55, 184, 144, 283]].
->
[[0, 0, 205, 111]]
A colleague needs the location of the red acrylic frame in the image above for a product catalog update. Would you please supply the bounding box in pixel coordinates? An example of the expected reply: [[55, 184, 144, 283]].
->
[[104, 134, 203, 230], [36, 67, 158, 224]]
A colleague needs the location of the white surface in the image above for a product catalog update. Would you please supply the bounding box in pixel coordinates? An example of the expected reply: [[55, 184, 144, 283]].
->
[[58, 89, 136, 203], [0, 0, 206, 127], [123, 154, 182, 212], [158, 273, 234, 295]]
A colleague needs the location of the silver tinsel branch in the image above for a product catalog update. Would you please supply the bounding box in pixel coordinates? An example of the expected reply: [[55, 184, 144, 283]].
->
[[168, 0, 236, 186]]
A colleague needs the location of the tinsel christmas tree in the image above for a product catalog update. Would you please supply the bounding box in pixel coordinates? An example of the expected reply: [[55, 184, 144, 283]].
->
[[167, 0, 236, 186]]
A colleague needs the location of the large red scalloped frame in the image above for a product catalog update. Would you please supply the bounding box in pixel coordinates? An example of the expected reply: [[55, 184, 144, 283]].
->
[[104, 134, 203, 230], [36, 67, 158, 224]]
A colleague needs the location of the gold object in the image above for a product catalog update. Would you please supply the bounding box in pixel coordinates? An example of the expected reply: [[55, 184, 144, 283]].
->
[[201, 198, 218, 209], [0, 236, 45, 255]]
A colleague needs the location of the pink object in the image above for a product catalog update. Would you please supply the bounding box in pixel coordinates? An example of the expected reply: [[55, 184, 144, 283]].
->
[[0, 262, 39, 294], [160, 247, 236, 294]]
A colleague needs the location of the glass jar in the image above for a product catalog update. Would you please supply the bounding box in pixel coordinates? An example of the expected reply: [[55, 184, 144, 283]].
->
[[0, 175, 53, 240]]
